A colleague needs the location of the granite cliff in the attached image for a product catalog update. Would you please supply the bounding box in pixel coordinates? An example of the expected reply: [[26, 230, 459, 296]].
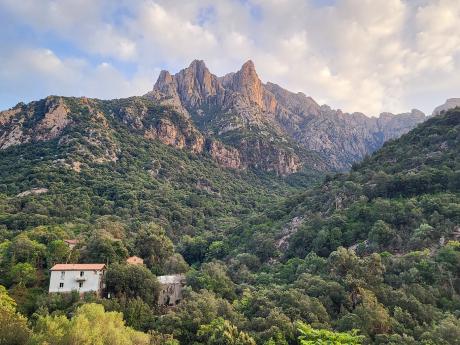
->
[[0, 60, 433, 176], [0, 96, 321, 176], [147, 60, 427, 170]]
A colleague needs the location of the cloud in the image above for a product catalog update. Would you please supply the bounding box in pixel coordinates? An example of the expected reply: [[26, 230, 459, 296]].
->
[[1, 0, 459, 115], [0, 47, 151, 106]]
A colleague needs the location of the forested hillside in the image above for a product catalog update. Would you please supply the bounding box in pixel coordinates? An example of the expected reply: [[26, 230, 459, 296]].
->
[[0, 96, 312, 237], [230, 109, 459, 260], [0, 107, 459, 344]]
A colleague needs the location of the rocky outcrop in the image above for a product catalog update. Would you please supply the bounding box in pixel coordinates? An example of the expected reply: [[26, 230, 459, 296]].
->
[[147, 60, 427, 171], [147, 60, 225, 117], [35, 99, 71, 141], [432, 98, 460, 116], [144, 118, 205, 154], [0, 60, 434, 176], [16, 188, 49, 198], [207, 140, 243, 170], [0, 97, 71, 149], [238, 138, 302, 175]]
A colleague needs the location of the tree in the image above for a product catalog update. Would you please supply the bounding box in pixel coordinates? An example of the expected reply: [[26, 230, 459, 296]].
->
[[337, 288, 391, 338], [410, 223, 435, 247], [369, 220, 396, 249], [105, 263, 160, 306], [297, 322, 363, 345], [0, 285, 30, 345], [30, 303, 150, 345], [9, 262, 37, 286], [187, 262, 236, 300], [198, 317, 256, 345], [47, 240, 71, 267], [421, 314, 460, 345], [134, 223, 174, 273], [7, 234, 46, 267], [84, 231, 128, 264], [148, 330, 179, 345], [162, 253, 189, 274], [154, 290, 240, 344]]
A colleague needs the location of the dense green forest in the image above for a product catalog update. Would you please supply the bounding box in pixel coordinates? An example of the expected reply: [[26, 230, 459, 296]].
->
[[0, 103, 459, 344]]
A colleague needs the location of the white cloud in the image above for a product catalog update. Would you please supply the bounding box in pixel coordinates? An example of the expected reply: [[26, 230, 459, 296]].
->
[[1, 0, 460, 115], [0, 47, 151, 105]]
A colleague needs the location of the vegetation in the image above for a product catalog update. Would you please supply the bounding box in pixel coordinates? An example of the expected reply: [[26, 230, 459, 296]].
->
[[297, 322, 364, 344], [0, 97, 459, 344]]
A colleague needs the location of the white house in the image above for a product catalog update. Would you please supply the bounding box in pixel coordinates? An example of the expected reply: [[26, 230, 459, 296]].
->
[[157, 274, 186, 306], [49, 263, 106, 296]]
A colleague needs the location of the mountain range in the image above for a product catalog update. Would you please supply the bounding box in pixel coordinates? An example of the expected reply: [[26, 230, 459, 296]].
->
[[1, 59, 458, 179], [146, 60, 428, 172]]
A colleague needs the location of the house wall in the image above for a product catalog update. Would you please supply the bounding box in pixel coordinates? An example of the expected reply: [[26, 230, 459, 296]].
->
[[158, 282, 183, 306], [49, 269, 104, 294]]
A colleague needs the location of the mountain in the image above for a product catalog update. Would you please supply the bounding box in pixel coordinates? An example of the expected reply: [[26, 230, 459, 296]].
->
[[0, 95, 304, 238], [1, 69, 459, 345], [432, 97, 460, 115], [0, 95, 327, 177], [147, 60, 327, 175], [146, 60, 426, 171], [230, 108, 459, 259]]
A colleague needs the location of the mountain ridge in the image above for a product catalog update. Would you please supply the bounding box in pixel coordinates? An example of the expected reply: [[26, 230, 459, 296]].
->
[[146, 60, 427, 170]]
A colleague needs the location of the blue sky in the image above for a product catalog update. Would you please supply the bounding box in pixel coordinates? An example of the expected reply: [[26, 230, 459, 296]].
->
[[1, 0, 459, 116]]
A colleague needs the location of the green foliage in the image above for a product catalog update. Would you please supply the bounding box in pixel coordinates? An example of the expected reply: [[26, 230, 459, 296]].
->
[[29, 303, 150, 345], [134, 223, 174, 274], [0, 285, 31, 345], [298, 322, 364, 345], [148, 330, 179, 345], [187, 261, 236, 300], [83, 230, 129, 264], [46, 239, 71, 267], [105, 263, 160, 306], [0, 101, 459, 344], [154, 290, 241, 344], [420, 314, 460, 345], [9, 262, 37, 286], [233, 110, 460, 261], [198, 317, 256, 345]]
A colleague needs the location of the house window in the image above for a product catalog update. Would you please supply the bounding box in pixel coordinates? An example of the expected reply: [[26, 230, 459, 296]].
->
[[59, 282, 64, 288], [79, 282, 83, 288], [80, 271, 84, 277], [60, 271, 65, 279]]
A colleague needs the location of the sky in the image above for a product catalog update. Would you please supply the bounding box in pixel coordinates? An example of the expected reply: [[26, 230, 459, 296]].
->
[[1, 0, 459, 116]]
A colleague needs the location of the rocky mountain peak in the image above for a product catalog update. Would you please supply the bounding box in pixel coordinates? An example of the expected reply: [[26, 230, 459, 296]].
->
[[230, 60, 265, 108], [240, 59, 256, 75], [145, 59, 429, 172], [150, 59, 222, 111], [410, 109, 425, 117], [432, 98, 460, 115], [153, 70, 176, 94], [188, 59, 207, 69]]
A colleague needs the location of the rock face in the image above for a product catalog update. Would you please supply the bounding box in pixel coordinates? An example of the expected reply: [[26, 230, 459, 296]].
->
[[0, 97, 71, 149], [146, 60, 312, 174], [207, 140, 243, 170], [432, 98, 460, 116], [0, 60, 432, 176], [147, 60, 427, 171], [1, 96, 304, 175]]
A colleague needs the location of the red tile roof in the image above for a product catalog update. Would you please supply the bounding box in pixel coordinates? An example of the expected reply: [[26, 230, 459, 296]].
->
[[50, 264, 106, 271], [126, 256, 144, 264]]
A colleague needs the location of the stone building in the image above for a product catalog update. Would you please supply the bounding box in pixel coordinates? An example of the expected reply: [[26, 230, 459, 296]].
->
[[157, 274, 186, 306]]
